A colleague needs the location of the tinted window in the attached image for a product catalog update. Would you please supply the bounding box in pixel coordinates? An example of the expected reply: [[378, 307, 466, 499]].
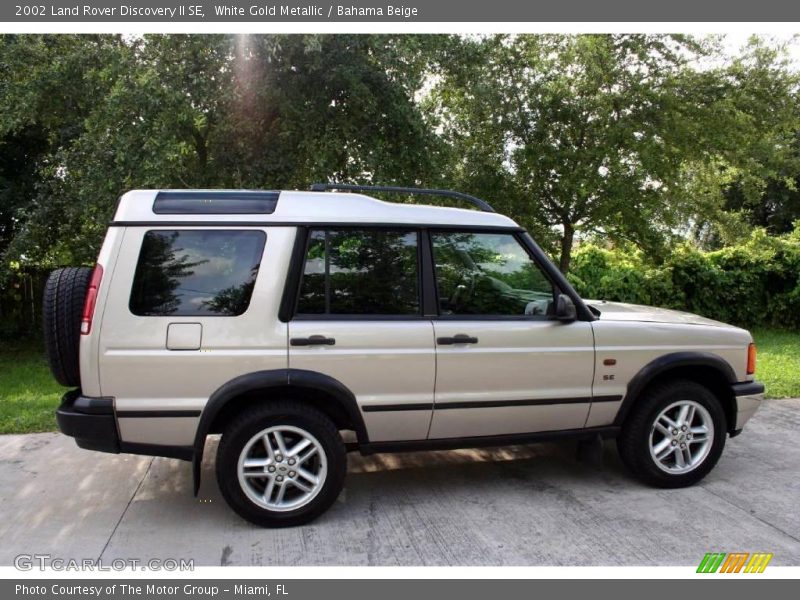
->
[[431, 232, 554, 316], [130, 230, 266, 316], [297, 230, 419, 315], [153, 191, 279, 214]]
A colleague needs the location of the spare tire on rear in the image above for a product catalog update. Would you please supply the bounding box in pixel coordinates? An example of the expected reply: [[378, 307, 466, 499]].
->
[[42, 267, 93, 387]]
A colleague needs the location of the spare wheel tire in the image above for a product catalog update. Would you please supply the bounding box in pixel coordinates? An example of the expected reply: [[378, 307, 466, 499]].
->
[[42, 266, 93, 387]]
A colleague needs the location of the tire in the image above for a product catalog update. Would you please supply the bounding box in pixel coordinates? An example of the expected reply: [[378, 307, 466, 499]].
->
[[617, 380, 727, 488], [42, 267, 93, 387], [216, 401, 346, 527]]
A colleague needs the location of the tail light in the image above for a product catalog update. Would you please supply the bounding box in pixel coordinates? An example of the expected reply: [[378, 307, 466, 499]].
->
[[81, 265, 104, 335], [746, 343, 757, 375]]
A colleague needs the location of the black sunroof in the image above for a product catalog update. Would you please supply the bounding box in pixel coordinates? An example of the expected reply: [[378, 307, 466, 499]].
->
[[153, 191, 280, 215]]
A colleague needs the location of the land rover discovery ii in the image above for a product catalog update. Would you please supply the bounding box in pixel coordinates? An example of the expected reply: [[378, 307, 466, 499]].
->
[[44, 185, 765, 527]]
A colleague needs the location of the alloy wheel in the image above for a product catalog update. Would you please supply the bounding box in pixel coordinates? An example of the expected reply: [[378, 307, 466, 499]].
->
[[649, 400, 714, 475], [237, 425, 328, 512]]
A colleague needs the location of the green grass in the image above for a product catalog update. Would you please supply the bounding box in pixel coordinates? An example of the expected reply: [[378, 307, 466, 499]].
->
[[0, 329, 797, 434], [0, 341, 62, 434], [752, 329, 800, 399]]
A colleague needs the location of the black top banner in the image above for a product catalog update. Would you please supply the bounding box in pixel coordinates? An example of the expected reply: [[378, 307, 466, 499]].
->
[[4, 0, 800, 22]]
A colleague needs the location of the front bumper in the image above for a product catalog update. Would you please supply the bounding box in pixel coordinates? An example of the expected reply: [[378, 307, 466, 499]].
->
[[56, 390, 120, 454], [732, 381, 765, 432]]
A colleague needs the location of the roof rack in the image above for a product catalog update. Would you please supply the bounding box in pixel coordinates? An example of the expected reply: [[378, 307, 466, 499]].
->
[[309, 183, 496, 213]]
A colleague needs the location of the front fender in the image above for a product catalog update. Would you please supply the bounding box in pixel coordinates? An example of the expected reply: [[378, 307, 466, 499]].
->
[[614, 351, 737, 427]]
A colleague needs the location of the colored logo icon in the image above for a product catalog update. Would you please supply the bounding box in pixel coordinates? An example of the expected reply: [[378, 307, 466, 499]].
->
[[697, 552, 773, 573]]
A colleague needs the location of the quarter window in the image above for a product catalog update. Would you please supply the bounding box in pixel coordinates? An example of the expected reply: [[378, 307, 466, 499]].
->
[[297, 229, 419, 315], [431, 232, 555, 316], [129, 230, 266, 317]]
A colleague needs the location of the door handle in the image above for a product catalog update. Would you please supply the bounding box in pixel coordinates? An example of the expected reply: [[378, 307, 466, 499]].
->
[[290, 335, 336, 346], [437, 334, 479, 345]]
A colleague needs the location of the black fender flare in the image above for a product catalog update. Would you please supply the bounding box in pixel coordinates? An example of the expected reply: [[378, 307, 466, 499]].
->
[[613, 351, 737, 427], [192, 368, 367, 495]]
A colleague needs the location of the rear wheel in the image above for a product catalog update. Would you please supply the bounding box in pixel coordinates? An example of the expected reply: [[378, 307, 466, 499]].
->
[[216, 401, 346, 527], [42, 266, 93, 387], [617, 381, 726, 488]]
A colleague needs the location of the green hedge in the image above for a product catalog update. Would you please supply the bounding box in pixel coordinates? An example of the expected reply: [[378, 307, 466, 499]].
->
[[567, 226, 800, 330]]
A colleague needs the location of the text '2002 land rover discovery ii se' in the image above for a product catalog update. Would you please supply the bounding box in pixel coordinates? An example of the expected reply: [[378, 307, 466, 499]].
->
[[44, 185, 765, 527]]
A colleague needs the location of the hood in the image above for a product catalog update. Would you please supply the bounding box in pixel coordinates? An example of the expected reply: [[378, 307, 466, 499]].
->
[[585, 300, 729, 327]]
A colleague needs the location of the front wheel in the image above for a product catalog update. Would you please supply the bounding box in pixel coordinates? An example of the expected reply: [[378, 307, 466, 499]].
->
[[617, 381, 727, 488], [216, 402, 346, 527]]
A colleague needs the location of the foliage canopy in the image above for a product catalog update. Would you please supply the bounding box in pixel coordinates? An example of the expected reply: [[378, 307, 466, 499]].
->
[[1, 33, 799, 279]]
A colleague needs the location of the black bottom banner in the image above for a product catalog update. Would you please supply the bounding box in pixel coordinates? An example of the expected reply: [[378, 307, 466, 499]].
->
[[3, 579, 797, 600]]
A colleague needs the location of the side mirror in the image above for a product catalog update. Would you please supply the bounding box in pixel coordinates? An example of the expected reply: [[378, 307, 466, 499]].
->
[[553, 294, 577, 322]]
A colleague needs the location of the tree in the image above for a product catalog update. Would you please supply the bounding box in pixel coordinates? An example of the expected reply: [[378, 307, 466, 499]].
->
[[693, 39, 800, 246], [429, 34, 800, 272], [0, 35, 128, 268], [721, 172, 800, 237], [0, 34, 443, 272], [3, 33, 798, 278]]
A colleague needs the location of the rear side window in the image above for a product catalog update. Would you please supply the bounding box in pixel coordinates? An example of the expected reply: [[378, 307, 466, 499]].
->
[[296, 229, 419, 315], [130, 230, 266, 316]]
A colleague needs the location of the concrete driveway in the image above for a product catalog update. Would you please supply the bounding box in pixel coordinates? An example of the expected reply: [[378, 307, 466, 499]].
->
[[1, 399, 799, 566]]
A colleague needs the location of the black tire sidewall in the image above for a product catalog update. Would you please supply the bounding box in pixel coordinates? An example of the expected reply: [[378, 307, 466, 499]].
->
[[618, 381, 727, 488], [216, 404, 346, 527]]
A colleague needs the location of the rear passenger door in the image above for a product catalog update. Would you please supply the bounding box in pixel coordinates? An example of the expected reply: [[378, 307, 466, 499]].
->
[[428, 231, 595, 439], [287, 228, 436, 442], [99, 226, 292, 449]]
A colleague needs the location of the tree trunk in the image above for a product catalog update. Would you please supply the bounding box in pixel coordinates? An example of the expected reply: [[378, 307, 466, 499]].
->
[[192, 128, 208, 185], [559, 222, 575, 274]]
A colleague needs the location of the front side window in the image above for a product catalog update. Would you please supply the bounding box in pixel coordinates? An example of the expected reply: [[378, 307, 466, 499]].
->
[[130, 230, 266, 316], [297, 229, 419, 315], [431, 232, 555, 316]]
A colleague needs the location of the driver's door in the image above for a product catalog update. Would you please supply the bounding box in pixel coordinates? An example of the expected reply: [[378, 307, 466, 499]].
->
[[428, 231, 595, 439]]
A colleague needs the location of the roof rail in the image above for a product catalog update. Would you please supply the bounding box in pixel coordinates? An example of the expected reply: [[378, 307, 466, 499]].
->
[[309, 183, 496, 213]]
